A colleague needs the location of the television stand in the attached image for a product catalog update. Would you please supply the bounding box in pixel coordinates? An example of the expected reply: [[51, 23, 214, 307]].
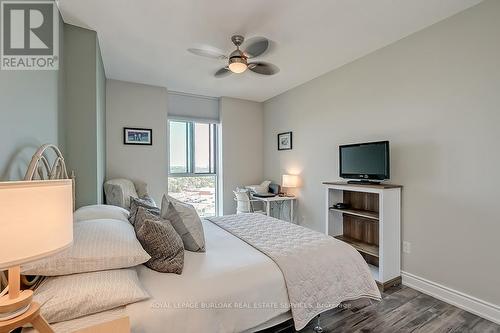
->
[[347, 180, 381, 185], [323, 181, 402, 290]]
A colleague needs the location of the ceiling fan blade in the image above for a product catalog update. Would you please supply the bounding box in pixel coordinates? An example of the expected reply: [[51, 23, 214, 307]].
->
[[187, 48, 227, 60], [243, 37, 269, 58], [248, 62, 279, 75], [214, 67, 232, 78]]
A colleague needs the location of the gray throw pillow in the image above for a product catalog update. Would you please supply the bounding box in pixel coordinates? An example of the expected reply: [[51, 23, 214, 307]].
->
[[133, 205, 157, 231], [129, 196, 159, 226], [160, 195, 206, 252], [134, 207, 184, 274]]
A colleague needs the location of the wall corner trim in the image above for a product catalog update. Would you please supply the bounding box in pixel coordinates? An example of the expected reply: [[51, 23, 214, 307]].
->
[[402, 271, 500, 325]]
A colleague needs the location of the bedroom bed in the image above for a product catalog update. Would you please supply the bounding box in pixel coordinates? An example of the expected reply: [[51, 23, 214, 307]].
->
[[128, 219, 292, 333], [32, 212, 380, 333], [29, 218, 292, 333], [13, 144, 380, 333]]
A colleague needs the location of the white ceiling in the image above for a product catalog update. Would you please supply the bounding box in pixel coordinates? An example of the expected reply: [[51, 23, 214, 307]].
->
[[58, 0, 482, 102]]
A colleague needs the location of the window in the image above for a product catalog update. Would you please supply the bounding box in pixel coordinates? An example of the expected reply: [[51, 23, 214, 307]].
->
[[168, 120, 218, 217]]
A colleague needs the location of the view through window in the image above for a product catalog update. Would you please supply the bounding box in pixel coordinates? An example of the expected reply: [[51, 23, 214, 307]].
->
[[168, 120, 218, 217]]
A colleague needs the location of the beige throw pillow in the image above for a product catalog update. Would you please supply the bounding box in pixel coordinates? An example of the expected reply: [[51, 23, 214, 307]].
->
[[33, 269, 149, 323], [160, 195, 206, 252], [22, 219, 150, 276]]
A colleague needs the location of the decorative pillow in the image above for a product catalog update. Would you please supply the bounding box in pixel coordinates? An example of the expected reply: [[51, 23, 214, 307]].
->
[[104, 179, 139, 209], [134, 207, 184, 274], [129, 196, 159, 226], [33, 269, 149, 323], [245, 180, 272, 195], [74, 204, 129, 223], [133, 205, 158, 230], [137, 194, 156, 207], [22, 219, 150, 276], [160, 195, 206, 252]]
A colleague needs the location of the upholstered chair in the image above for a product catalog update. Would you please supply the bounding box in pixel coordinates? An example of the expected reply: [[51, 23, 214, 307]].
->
[[104, 178, 154, 210]]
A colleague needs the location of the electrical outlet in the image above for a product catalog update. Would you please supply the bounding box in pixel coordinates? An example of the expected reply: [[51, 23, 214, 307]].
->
[[403, 241, 411, 254]]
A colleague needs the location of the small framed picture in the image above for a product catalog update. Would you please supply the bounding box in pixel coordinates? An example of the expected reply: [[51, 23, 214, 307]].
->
[[123, 127, 152, 145], [277, 131, 293, 150]]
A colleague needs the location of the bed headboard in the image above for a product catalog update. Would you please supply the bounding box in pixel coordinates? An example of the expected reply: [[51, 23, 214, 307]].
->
[[24, 143, 75, 209], [0, 143, 74, 291]]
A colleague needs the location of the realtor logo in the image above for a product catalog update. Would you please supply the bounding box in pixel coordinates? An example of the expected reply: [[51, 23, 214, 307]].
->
[[1, 1, 59, 70]]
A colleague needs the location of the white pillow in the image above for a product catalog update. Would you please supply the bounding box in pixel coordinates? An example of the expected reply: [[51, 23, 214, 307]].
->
[[34, 269, 149, 323], [74, 204, 129, 223], [245, 180, 271, 194], [22, 219, 150, 276]]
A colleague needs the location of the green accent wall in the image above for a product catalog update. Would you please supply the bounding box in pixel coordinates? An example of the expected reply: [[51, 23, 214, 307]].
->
[[0, 15, 65, 181], [64, 24, 106, 208]]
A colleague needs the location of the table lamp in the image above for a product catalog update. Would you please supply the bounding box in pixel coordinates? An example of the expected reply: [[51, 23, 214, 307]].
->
[[0, 180, 73, 333], [282, 174, 299, 196]]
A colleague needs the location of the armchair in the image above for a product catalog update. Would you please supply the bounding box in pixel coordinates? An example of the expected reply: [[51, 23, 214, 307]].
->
[[104, 178, 154, 210]]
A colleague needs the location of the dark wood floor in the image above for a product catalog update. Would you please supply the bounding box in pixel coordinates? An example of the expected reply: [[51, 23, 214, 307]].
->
[[261, 285, 500, 333]]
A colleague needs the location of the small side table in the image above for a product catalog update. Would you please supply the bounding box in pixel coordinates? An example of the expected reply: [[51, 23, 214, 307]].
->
[[74, 317, 130, 333], [251, 195, 297, 223]]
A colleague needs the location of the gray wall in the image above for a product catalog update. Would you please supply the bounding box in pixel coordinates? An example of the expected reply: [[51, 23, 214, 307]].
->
[[220, 97, 264, 214], [0, 15, 64, 181], [106, 79, 168, 204], [264, 0, 500, 305], [64, 24, 106, 207]]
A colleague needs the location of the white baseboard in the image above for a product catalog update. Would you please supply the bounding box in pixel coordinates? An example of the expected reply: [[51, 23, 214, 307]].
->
[[401, 271, 500, 325]]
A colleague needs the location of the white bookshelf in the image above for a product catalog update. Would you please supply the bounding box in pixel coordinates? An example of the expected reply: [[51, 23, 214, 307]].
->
[[323, 182, 402, 290]]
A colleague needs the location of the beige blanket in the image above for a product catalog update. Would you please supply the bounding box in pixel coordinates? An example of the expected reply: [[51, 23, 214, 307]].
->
[[207, 213, 381, 330]]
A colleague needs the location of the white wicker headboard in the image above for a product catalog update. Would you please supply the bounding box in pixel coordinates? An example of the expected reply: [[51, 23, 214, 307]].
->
[[0, 143, 74, 291], [24, 143, 75, 209]]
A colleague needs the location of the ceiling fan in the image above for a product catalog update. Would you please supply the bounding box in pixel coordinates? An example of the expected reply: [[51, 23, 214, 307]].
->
[[187, 35, 279, 78]]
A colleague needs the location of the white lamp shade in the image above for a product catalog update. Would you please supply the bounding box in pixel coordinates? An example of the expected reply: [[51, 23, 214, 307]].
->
[[0, 180, 73, 270], [282, 174, 299, 188]]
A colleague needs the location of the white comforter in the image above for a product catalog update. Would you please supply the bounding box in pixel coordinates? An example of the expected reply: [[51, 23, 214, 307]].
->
[[26, 210, 379, 333], [126, 219, 291, 333], [208, 213, 381, 330]]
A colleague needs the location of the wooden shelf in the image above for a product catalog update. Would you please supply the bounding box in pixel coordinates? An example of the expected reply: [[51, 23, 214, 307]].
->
[[329, 207, 379, 220], [325, 183, 401, 290], [334, 235, 379, 258]]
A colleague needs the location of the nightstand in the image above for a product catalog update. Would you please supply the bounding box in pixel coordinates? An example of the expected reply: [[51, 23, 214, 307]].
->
[[74, 317, 130, 333]]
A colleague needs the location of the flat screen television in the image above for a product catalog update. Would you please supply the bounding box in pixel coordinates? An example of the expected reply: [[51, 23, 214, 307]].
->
[[339, 141, 390, 183]]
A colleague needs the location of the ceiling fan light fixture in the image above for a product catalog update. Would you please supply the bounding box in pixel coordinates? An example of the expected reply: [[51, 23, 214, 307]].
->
[[228, 57, 247, 73], [190, 34, 277, 78]]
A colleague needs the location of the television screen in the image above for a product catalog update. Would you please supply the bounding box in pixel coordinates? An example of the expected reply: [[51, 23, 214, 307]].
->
[[339, 141, 390, 180]]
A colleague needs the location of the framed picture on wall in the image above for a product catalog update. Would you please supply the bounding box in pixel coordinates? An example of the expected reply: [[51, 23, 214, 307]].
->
[[277, 131, 293, 150], [123, 127, 152, 145]]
